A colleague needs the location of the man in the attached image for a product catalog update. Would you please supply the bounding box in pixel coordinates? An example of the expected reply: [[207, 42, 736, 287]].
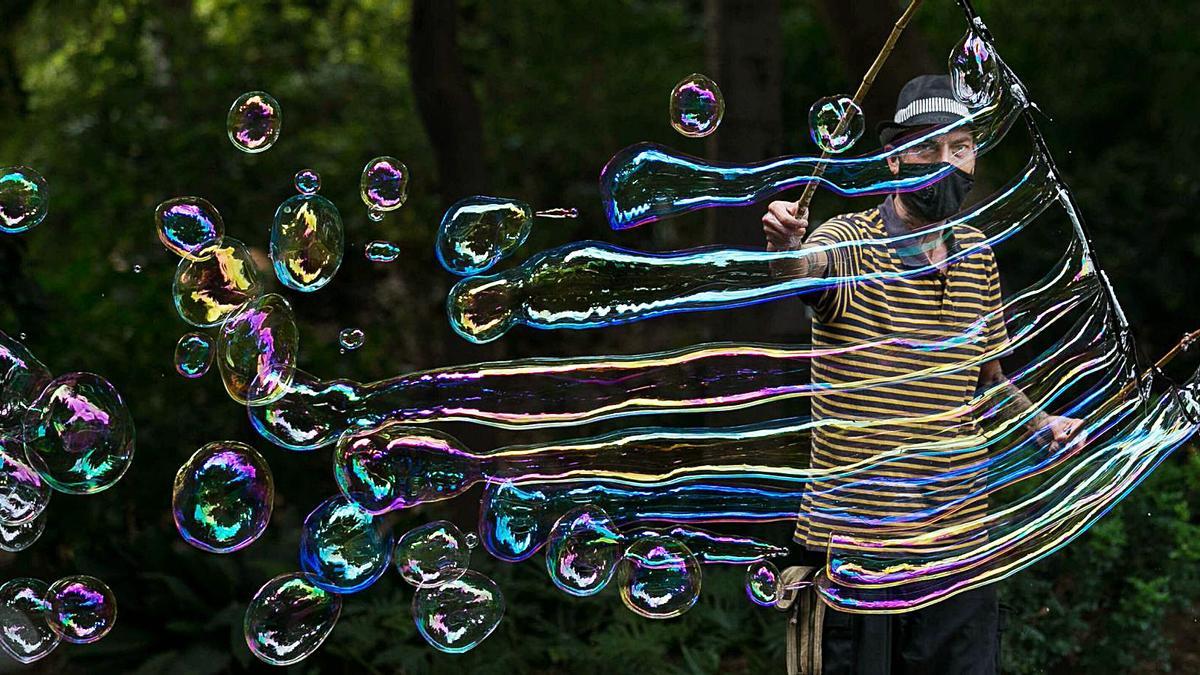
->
[[762, 75, 1085, 674]]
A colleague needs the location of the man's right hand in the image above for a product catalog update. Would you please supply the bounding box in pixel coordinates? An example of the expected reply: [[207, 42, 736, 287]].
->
[[762, 201, 809, 251]]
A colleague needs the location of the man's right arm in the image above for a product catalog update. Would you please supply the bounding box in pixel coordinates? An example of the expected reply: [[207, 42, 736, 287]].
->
[[761, 200, 830, 280]]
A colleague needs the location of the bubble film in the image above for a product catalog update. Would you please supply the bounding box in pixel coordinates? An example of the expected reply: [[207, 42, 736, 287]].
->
[[216, 293, 298, 406], [0, 578, 60, 664], [174, 332, 214, 378], [299, 495, 392, 594], [364, 240, 400, 263], [45, 575, 116, 644], [808, 95, 865, 154], [359, 156, 408, 213], [244, 572, 341, 666], [435, 196, 578, 276], [293, 169, 320, 195], [744, 561, 780, 607], [0, 331, 51, 432], [172, 441, 274, 554], [617, 535, 701, 619], [154, 196, 225, 260], [412, 570, 504, 654], [227, 91, 282, 153], [21, 372, 135, 494], [0, 166, 48, 234], [950, 29, 1002, 109], [338, 328, 364, 351], [172, 237, 265, 328], [544, 506, 622, 597], [0, 434, 51, 525], [270, 193, 344, 292], [668, 73, 724, 138], [393, 520, 471, 588], [0, 510, 46, 552]]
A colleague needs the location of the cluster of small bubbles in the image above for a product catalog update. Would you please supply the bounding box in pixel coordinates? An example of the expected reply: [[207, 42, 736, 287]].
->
[[244, 573, 342, 666], [393, 520, 471, 588], [154, 196, 225, 260], [808, 95, 865, 154], [0, 331, 51, 429], [338, 328, 364, 352], [227, 91, 282, 153], [172, 441, 274, 554], [668, 73, 725, 138], [744, 560, 781, 606], [174, 332, 214, 378], [617, 535, 702, 619], [270, 192, 344, 292], [299, 495, 393, 594], [359, 156, 408, 218], [0, 578, 60, 663], [0, 436, 51, 525], [364, 240, 400, 263], [544, 506, 623, 597], [412, 570, 504, 654], [172, 237, 264, 327], [45, 575, 117, 644], [0, 510, 46, 552], [216, 293, 298, 406], [21, 372, 135, 495], [0, 166, 48, 235], [293, 169, 321, 195], [949, 30, 1002, 109]]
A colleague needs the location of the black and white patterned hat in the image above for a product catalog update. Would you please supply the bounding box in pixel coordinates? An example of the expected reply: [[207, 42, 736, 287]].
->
[[878, 74, 969, 146]]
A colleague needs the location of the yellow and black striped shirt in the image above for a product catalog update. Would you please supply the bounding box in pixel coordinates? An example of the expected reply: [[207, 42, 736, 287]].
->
[[793, 197, 1010, 554]]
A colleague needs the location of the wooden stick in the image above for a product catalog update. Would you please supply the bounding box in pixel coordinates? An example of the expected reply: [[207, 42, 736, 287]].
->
[[1117, 328, 1200, 401]]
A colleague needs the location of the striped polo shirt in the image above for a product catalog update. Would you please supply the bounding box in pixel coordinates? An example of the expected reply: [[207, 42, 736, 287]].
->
[[793, 196, 1011, 554]]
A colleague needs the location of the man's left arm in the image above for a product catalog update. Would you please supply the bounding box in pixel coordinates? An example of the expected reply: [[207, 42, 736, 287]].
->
[[978, 360, 1086, 452]]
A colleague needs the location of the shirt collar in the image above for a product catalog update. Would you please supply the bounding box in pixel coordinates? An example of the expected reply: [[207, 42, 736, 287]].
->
[[879, 195, 960, 270]]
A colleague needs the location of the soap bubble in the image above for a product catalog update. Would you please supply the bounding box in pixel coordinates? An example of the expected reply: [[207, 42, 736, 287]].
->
[[359, 157, 408, 213], [299, 495, 392, 594], [412, 570, 504, 654], [172, 441, 274, 554], [154, 196, 225, 260], [617, 535, 701, 619], [0, 331, 51, 432], [174, 332, 214, 379], [227, 91, 282, 153], [744, 561, 781, 606], [21, 372, 135, 495], [479, 480, 547, 562], [294, 169, 321, 195], [337, 328, 364, 351], [244, 572, 341, 666], [669, 73, 724, 138], [172, 237, 265, 328], [45, 575, 116, 644], [364, 240, 400, 263], [808, 95, 865, 154], [465, 533, 478, 549], [0, 167, 48, 234], [0, 435, 51, 525], [949, 30, 1002, 109], [270, 194, 344, 292], [544, 506, 622, 597], [435, 196, 534, 276], [216, 293, 298, 406], [0, 510, 46, 552], [0, 578, 59, 663], [394, 520, 471, 588], [367, 208, 385, 222]]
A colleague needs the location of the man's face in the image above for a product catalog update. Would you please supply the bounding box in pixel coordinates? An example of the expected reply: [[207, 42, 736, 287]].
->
[[886, 127, 977, 175]]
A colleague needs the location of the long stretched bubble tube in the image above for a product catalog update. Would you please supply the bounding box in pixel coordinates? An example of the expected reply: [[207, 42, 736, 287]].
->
[[449, 153, 1057, 343]]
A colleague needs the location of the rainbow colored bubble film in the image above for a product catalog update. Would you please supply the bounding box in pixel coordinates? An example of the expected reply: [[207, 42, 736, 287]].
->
[[668, 73, 724, 138], [172, 237, 265, 328], [364, 240, 400, 263], [394, 520, 471, 588], [360, 156, 408, 217], [294, 169, 321, 195], [0, 434, 51, 525], [0, 510, 46, 552], [0, 330, 51, 430], [154, 196, 225, 261], [0, 166, 48, 235], [45, 575, 117, 645], [436, 196, 579, 276], [411, 569, 504, 654], [172, 441, 274, 553], [174, 332, 214, 378], [299, 495, 393, 594], [809, 95, 865, 154], [0, 578, 60, 664], [271, 193, 344, 292], [227, 91, 282, 153], [216, 293, 298, 405], [244, 572, 341, 666]]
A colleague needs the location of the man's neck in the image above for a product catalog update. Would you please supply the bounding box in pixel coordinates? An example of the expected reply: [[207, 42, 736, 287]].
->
[[891, 193, 943, 246]]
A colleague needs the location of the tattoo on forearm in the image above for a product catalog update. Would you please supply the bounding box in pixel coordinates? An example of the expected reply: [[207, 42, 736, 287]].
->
[[991, 374, 1050, 430], [769, 245, 830, 280]]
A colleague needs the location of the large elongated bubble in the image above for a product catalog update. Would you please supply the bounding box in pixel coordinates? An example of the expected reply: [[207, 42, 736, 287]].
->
[[299, 495, 392, 594], [172, 441, 274, 553], [412, 570, 504, 654], [45, 575, 117, 644], [0, 578, 60, 663], [0, 435, 51, 525], [154, 196, 225, 260], [173, 238, 265, 328], [0, 167, 48, 235], [270, 194, 344, 292], [216, 294, 298, 406], [244, 572, 341, 666]]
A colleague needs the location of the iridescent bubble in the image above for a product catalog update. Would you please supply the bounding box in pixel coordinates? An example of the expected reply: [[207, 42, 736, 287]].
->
[[0, 167, 48, 235], [359, 157, 408, 213], [294, 169, 321, 195], [808, 95, 865, 154], [617, 535, 702, 619], [412, 570, 504, 654], [544, 506, 622, 597], [0, 510, 46, 552], [174, 332, 214, 379], [0, 578, 60, 664], [465, 533, 478, 549], [0, 331, 51, 432], [154, 196, 225, 260], [949, 30, 1002, 109], [0, 435, 50, 525], [21, 372, 135, 495], [173, 237, 265, 328], [216, 293, 298, 406], [270, 194, 344, 292], [435, 197, 577, 276], [299, 495, 392, 594], [364, 240, 399, 263], [669, 73, 724, 138], [45, 575, 116, 644], [244, 573, 342, 666], [366, 208, 385, 222], [393, 520, 471, 588], [479, 480, 547, 562], [172, 441, 274, 554], [744, 561, 781, 607], [227, 91, 282, 154], [338, 328, 364, 351]]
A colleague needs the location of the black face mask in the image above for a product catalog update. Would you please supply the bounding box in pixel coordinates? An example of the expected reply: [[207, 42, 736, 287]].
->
[[897, 162, 975, 223]]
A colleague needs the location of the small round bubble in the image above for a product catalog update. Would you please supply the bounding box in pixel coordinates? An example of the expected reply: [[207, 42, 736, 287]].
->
[[808, 95, 865, 154], [338, 328, 364, 351], [367, 208, 385, 222], [617, 535, 702, 619], [174, 332, 214, 378], [412, 570, 504, 654], [360, 157, 408, 212], [544, 506, 622, 597], [173, 237, 265, 328], [394, 520, 471, 588], [294, 169, 321, 195], [949, 30, 1002, 109], [744, 561, 781, 606], [0, 578, 60, 664], [669, 73, 724, 138], [299, 495, 392, 594], [154, 196, 225, 260], [0, 436, 51, 525], [364, 240, 400, 263], [227, 91, 282, 153], [172, 441, 274, 554], [464, 532, 478, 549], [0, 510, 46, 552], [45, 575, 117, 645], [244, 572, 341, 666], [0, 166, 48, 235]]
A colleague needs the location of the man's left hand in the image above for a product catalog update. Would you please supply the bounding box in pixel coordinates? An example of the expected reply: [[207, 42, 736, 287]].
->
[[1038, 415, 1087, 453]]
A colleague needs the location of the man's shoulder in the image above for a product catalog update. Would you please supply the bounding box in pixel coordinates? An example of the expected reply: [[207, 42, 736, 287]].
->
[[810, 206, 881, 241]]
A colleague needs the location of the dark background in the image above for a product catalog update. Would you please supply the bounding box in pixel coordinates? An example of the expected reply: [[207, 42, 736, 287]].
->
[[0, 0, 1197, 672]]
